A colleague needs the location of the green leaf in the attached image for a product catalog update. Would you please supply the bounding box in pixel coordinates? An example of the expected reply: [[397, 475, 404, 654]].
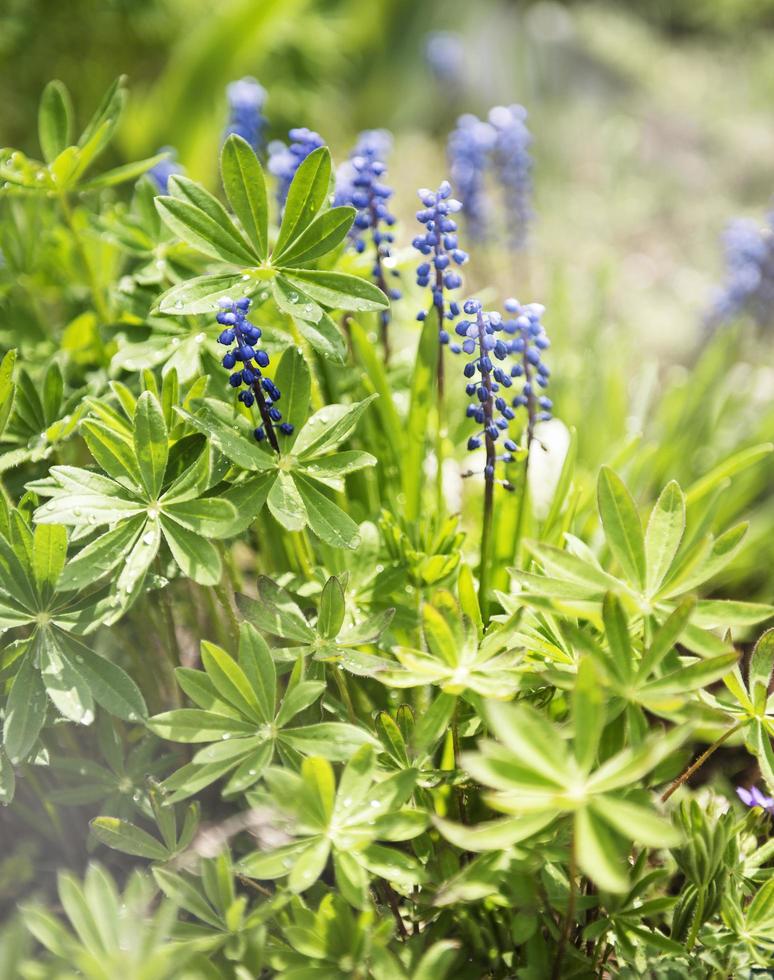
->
[[435, 813, 554, 852], [295, 311, 348, 364], [161, 519, 223, 586], [156, 273, 248, 316], [155, 194, 257, 266], [295, 476, 360, 549], [575, 806, 629, 893], [267, 472, 307, 532], [32, 524, 67, 600], [162, 497, 237, 537], [80, 153, 171, 190], [58, 634, 147, 722], [402, 312, 437, 522], [592, 796, 681, 847], [573, 658, 605, 774], [288, 839, 331, 893], [77, 75, 125, 155], [603, 592, 633, 684], [597, 467, 646, 590], [221, 134, 268, 260], [280, 723, 375, 759], [37, 629, 94, 725], [273, 274, 324, 323], [148, 709, 257, 743], [81, 419, 141, 486], [318, 577, 345, 639], [273, 346, 311, 449], [293, 396, 377, 460], [133, 392, 168, 498], [177, 402, 274, 473], [645, 481, 685, 595], [59, 515, 143, 592], [685, 443, 773, 506], [750, 629, 774, 711], [0, 749, 15, 804], [301, 756, 336, 824], [0, 348, 17, 436], [3, 654, 47, 763], [637, 597, 696, 680], [274, 146, 331, 255], [274, 206, 355, 266], [236, 579, 314, 643], [282, 269, 389, 313], [201, 640, 263, 723], [153, 867, 222, 927], [38, 80, 73, 163], [91, 817, 168, 861], [238, 624, 275, 722]]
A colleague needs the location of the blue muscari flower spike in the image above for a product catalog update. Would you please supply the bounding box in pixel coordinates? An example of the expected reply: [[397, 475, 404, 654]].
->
[[706, 213, 774, 331], [268, 127, 325, 207], [215, 297, 293, 451], [147, 147, 183, 194], [489, 105, 533, 251], [448, 114, 496, 241], [425, 31, 465, 86], [449, 296, 552, 487], [224, 77, 268, 154], [335, 130, 400, 356], [413, 180, 468, 331]]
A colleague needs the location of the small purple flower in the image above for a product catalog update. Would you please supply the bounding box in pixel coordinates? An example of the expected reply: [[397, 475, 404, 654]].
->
[[489, 104, 533, 251], [224, 77, 267, 154], [706, 214, 774, 331], [268, 128, 325, 208], [737, 785, 774, 813], [448, 114, 497, 241], [425, 31, 465, 85], [147, 147, 183, 194]]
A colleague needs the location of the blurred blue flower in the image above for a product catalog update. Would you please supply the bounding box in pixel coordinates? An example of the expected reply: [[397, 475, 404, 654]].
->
[[489, 104, 533, 251], [448, 114, 496, 241], [268, 128, 325, 207], [216, 297, 292, 447], [503, 297, 552, 425], [425, 31, 465, 85], [224, 77, 267, 154], [707, 214, 774, 330], [413, 180, 468, 335], [147, 147, 183, 194]]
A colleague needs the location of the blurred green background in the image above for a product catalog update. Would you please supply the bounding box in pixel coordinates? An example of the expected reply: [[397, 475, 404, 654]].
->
[[2, 0, 774, 358]]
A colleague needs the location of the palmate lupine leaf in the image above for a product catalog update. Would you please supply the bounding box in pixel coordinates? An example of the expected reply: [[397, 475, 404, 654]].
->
[[438, 696, 686, 894], [0, 511, 147, 775], [514, 470, 774, 657], [180, 372, 378, 549], [148, 624, 376, 801], [235, 574, 394, 674], [379, 589, 522, 698], [238, 744, 427, 904], [91, 783, 199, 862], [33, 388, 238, 606], [153, 140, 389, 362]]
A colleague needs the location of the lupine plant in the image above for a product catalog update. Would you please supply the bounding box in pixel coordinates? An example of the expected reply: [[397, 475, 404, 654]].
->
[[1, 75, 774, 980]]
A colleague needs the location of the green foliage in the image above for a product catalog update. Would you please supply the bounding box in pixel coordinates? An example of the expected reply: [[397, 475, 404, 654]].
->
[[1, 72, 774, 980]]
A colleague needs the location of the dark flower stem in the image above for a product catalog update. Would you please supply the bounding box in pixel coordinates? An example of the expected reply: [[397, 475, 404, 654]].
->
[[660, 722, 743, 802], [369, 196, 392, 363], [477, 309, 496, 614]]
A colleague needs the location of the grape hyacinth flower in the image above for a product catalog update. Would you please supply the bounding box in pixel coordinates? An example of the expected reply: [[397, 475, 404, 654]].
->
[[489, 104, 533, 251], [504, 298, 552, 440], [335, 130, 400, 358], [224, 77, 267, 154], [737, 785, 774, 814], [147, 147, 183, 194], [268, 128, 325, 208], [425, 31, 465, 87], [453, 299, 518, 490], [215, 297, 293, 452], [706, 213, 774, 331], [447, 114, 496, 241], [413, 180, 468, 394]]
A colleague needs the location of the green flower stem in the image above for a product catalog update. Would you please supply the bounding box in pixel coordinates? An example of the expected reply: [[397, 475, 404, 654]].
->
[[552, 831, 578, 980], [660, 722, 743, 802]]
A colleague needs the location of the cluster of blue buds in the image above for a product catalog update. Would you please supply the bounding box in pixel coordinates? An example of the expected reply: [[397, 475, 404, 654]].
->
[[447, 114, 496, 241], [413, 181, 468, 328], [444, 105, 533, 250], [490, 105, 533, 250], [216, 297, 292, 446], [147, 147, 183, 194], [268, 128, 325, 207], [224, 77, 267, 154], [503, 298, 552, 424], [425, 31, 465, 86], [707, 214, 774, 330], [449, 297, 552, 485]]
